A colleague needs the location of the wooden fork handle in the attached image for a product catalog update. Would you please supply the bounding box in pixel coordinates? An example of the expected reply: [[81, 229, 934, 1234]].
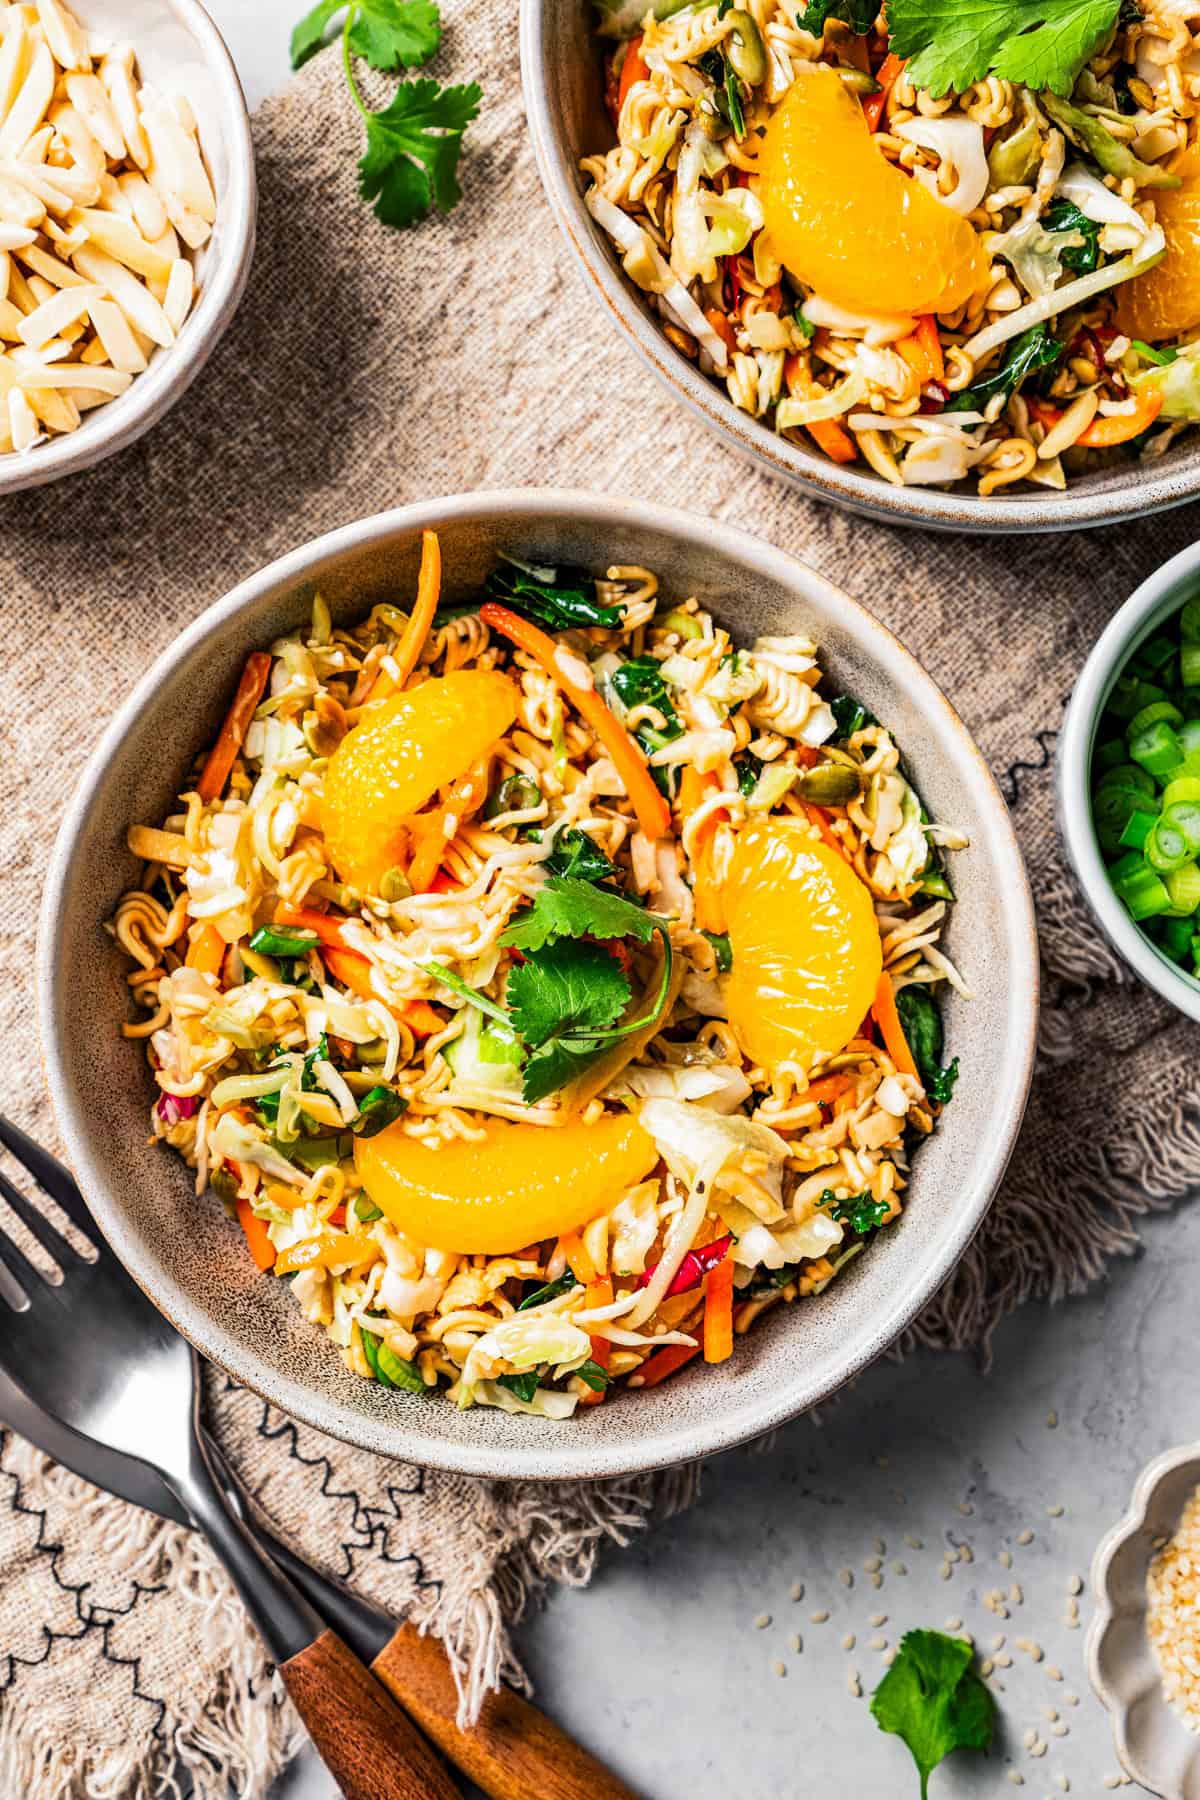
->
[[371, 1623, 642, 1800], [282, 1627, 463, 1800]]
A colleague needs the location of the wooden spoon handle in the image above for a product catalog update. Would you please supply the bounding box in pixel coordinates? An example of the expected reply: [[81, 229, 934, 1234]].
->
[[371, 1623, 642, 1800], [282, 1627, 464, 1800]]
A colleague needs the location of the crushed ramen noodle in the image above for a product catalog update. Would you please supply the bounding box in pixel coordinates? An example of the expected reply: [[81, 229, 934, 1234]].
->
[[586, 1, 1200, 496], [113, 534, 968, 1419]]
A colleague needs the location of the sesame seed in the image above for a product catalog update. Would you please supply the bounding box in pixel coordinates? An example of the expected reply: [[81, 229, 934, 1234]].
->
[[999, 1549, 1013, 1568], [992, 1634, 1007, 1650], [790, 1582, 804, 1601], [1104, 1778, 1121, 1790], [891, 1561, 908, 1577], [839, 1567, 854, 1587], [1007, 1772, 1025, 1787], [1030, 1739, 1047, 1759], [869, 1635, 887, 1652], [789, 1633, 802, 1653], [1047, 1504, 1065, 1518], [863, 1556, 882, 1573], [1041, 1706, 1058, 1722], [981, 1659, 994, 1677], [1046, 1410, 1058, 1428], [891, 1489, 906, 1505], [1046, 1666, 1063, 1682], [1063, 1693, 1079, 1707], [1050, 1722, 1068, 1738], [945, 1616, 963, 1631], [847, 1670, 862, 1698], [1011, 1584, 1024, 1605], [870, 1613, 887, 1627], [904, 1534, 923, 1550], [939, 1563, 953, 1581], [876, 1458, 889, 1472], [994, 1652, 1013, 1668], [754, 1613, 772, 1630], [874, 1537, 886, 1555], [772, 1660, 787, 1677], [1056, 1778, 1069, 1794], [842, 1633, 856, 1651], [959, 1544, 975, 1564], [1023, 1729, 1038, 1750], [1063, 1616, 1080, 1631], [810, 1610, 830, 1624], [870, 1571, 883, 1589], [1018, 1529, 1035, 1546], [884, 1647, 897, 1665], [958, 1501, 974, 1516], [1067, 1574, 1083, 1596]]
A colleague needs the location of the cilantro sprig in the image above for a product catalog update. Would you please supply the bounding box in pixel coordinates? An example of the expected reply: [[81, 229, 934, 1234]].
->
[[887, 0, 1125, 98], [871, 1630, 994, 1798], [426, 876, 674, 1105], [289, 1, 480, 230]]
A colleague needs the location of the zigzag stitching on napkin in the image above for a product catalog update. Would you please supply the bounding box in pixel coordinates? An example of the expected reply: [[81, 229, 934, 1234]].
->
[[1000, 725, 1059, 807], [0, 1438, 169, 1729]]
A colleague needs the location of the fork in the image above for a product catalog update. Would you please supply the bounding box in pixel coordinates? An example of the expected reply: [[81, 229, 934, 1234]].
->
[[0, 1113, 461, 1800]]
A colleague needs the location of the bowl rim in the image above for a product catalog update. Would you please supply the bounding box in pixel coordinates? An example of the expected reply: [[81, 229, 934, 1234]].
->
[[0, 0, 257, 499], [518, 0, 1200, 537], [1057, 539, 1200, 1023], [37, 487, 1039, 1480], [1087, 1440, 1200, 1795]]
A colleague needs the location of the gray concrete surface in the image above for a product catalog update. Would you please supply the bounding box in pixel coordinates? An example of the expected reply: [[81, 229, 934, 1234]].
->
[[200, 10, 1200, 1792]]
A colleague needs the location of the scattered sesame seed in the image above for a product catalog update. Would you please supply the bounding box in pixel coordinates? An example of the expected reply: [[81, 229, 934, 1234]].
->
[[789, 1633, 802, 1653], [891, 1561, 908, 1577], [999, 1550, 1014, 1568], [870, 1571, 883, 1589], [1011, 1584, 1024, 1606], [869, 1635, 887, 1652], [842, 1633, 856, 1651], [1050, 1722, 1068, 1738], [1047, 1504, 1065, 1518], [1023, 1729, 1038, 1750], [870, 1613, 887, 1628], [1041, 1706, 1058, 1722], [958, 1501, 975, 1516], [1018, 1529, 1035, 1546], [874, 1537, 886, 1555], [1030, 1739, 1047, 1759], [863, 1556, 882, 1573], [772, 1660, 787, 1677], [884, 1647, 897, 1665], [945, 1616, 963, 1631], [1103, 1778, 1120, 1790], [994, 1652, 1013, 1669], [847, 1671, 862, 1698], [1067, 1574, 1083, 1596], [992, 1678, 1007, 1692], [754, 1613, 772, 1630], [876, 1458, 889, 1472], [1063, 1694, 1079, 1707], [891, 1489, 907, 1505], [1063, 1617, 1080, 1631], [790, 1582, 804, 1601], [839, 1568, 854, 1588], [1046, 1666, 1063, 1682], [1046, 1410, 1058, 1428], [810, 1610, 830, 1624], [1007, 1772, 1025, 1787], [904, 1534, 923, 1550], [981, 1659, 995, 1677], [992, 1634, 1007, 1650], [939, 1563, 953, 1581], [959, 1544, 975, 1564], [1056, 1778, 1069, 1794]]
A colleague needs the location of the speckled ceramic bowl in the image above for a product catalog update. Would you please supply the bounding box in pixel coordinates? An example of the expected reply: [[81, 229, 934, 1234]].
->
[[1089, 1444, 1200, 1797], [38, 490, 1038, 1481], [0, 0, 255, 498], [520, 0, 1200, 535]]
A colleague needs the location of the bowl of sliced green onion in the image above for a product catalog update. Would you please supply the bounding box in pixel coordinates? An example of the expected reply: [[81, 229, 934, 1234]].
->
[[1060, 542, 1200, 1014]]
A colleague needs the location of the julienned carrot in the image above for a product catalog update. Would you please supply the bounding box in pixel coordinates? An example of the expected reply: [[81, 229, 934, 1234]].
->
[[872, 970, 918, 1080], [372, 530, 442, 703], [679, 765, 725, 931], [560, 1231, 599, 1288], [805, 802, 852, 863], [322, 943, 443, 1037], [617, 31, 649, 111], [197, 652, 271, 803], [275, 1231, 378, 1276], [408, 761, 492, 893], [185, 922, 225, 977], [236, 1197, 276, 1272], [580, 1277, 614, 1406], [1078, 387, 1163, 446], [637, 1342, 701, 1388], [704, 306, 738, 358], [863, 52, 905, 132], [806, 416, 858, 465], [703, 1255, 735, 1364], [805, 1072, 856, 1106], [897, 314, 945, 384], [480, 601, 671, 841]]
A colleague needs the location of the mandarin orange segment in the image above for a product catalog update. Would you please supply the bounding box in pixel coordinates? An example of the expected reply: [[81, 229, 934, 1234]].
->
[[758, 68, 989, 317], [1116, 151, 1200, 342], [355, 1113, 659, 1254], [321, 669, 517, 895], [723, 819, 882, 1067]]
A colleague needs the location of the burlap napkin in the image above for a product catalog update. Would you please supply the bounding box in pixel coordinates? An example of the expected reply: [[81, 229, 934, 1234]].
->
[[1, 7, 1198, 1795]]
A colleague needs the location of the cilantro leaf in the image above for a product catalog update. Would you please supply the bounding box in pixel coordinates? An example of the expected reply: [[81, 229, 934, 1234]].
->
[[871, 1630, 994, 1798], [886, 0, 1122, 97], [506, 940, 631, 1051], [820, 1188, 892, 1234], [498, 1369, 541, 1402], [1043, 198, 1101, 273], [544, 828, 620, 886], [291, 0, 346, 67], [895, 986, 960, 1106], [484, 560, 624, 631], [521, 1039, 606, 1105], [946, 321, 1063, 414], [797, 0, 880, 32], [575, 1359, 611, 1392], [500, 876, 658, 954], [358, 79, 482, 230], [349, 0, 440, 70], [423, 962, 509, 1027]]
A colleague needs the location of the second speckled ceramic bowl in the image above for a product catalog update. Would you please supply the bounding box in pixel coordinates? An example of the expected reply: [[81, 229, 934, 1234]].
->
[[38, 490, 1038, 1481]]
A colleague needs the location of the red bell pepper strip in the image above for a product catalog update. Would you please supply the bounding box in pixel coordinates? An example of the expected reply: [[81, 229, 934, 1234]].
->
[[635, 1233, 733, 1298]]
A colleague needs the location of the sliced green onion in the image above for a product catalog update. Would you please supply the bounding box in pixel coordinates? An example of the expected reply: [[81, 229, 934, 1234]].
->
[[1132, 340, 1179, 367], [1130, 719, 1183, 782], [1165, 862, 1200, 917], [1114, 862, 1173, 921], [1093, 784, 1157, 854], [1128, 699, 1184, 737], [1147, 818, 1192, 872], [1133, 632, 1179, 674], [1181, 595, 1200, 643], [1164, 775, 1200, 807], [1108, 675, 1165, 720], [1096, 762, 1155, 793], [1156, 912, 1196, 958], [1182, 643, 1200, 688], [1163, 799, 1200, 853], [1118, 808, 1157, 851], [1094, 738, 1129, 773], [484, 773, 542, 820], [249, 925, 320, 958]]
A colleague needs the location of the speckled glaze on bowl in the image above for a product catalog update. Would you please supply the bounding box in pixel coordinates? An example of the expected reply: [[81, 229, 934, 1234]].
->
[[38, 490, 1038, 1481], [520, 0, 1200, 536], [0, 0, 255, 498], [1057, 539, 1200, 1021], [1089, 1443, 1200, 1798]]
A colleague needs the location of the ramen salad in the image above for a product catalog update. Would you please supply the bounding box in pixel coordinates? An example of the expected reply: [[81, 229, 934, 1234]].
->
[[113, 534, 966, 1418], [586, 0, 1200, 495]]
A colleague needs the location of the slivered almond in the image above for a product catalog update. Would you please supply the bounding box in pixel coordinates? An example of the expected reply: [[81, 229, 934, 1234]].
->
[[48, 100, 105, 187], [0, 221, 35, 248], [87, 293, 145, 371], [71, 243, 173, 345], [0, 21, 30, 126], [23, 380, 79, 431], [15, 358, 133, 393], [7, 383, 39, 450], [116, 167, 166, 240], [16, 277, 99, 347], [70, 205, 173, 283], [36, 0, 92, 73], [18, 240, 89, 287], [0, 39, 54, 159], [139, 86, 214, 224], [0, 170, 43, 228], [0, 297, 22, 339], [162, 256, 191, 332], [98, 50, 146, 167]]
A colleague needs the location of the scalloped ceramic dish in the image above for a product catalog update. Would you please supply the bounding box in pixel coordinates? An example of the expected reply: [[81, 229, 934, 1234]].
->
[[1089, 1443, 1200, 1798], [519, 0, 1200, 535], [38, 490, 1038, 1482]]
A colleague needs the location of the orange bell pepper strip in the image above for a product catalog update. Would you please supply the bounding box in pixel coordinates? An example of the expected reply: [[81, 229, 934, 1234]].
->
[[897, 314, 945, 384], [275, 1231, 379, 1276], [185, 922, 225, 978], [236, 1197, 276, 1272], [197, 652, 272, 803], [274, 902, 353, 950], [1078, 387, 1164, 446], [579, 1277, 614, 1406], [617, 31, 649, 110], [704, 305, 738, 358], [783, 353, 858, 466], [805, 802, 852, 863], [871, 970, 918, 1080], [480, 601, 671, 841], [703, 1254, 735, 1364], [679, 765, 727, 932], [805, 1072, 856, 1106], [321, 943, 443, 1038], [637, 1342, 701, 1388], [560, 1230, 600, 1288], [863, 52, 905, 132], [371, 531, 442, 703]]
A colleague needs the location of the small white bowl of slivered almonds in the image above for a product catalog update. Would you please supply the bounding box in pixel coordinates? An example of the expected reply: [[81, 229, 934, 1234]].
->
[[1089, 1443, 1200, 1799], [0, 0, 255, 494]]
